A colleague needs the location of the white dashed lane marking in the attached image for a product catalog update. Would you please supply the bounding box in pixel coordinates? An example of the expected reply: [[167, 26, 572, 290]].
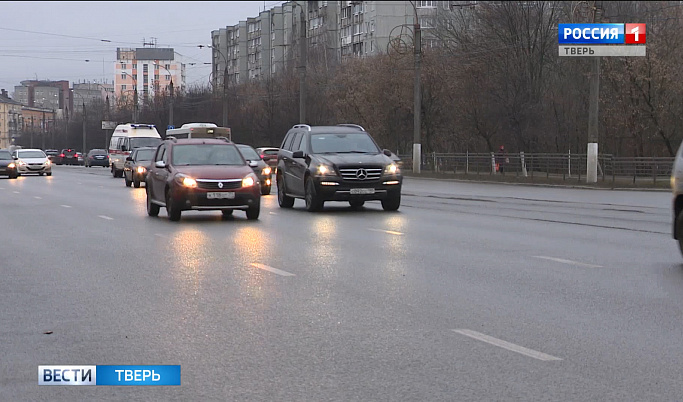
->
[[533, 256, 602, 268], [452, 329, 562, 362], [98, 215, 114, 220], [13, 191, 20, 194], [250, 263, 295, 277], [34, 196, 42, 199], [60, 205, 71, 208]]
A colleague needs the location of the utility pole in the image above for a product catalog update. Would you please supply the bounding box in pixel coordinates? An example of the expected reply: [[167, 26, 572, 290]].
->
[[412, 22, 422, 174], [298, 4, 307, 124], [30, 116, 34, 148], [222, 64, 228, 127], [41, 111, 46, 149], [586, 1, 602, 183], [82, 102, 86, 154], [169, 79, 174, 128]]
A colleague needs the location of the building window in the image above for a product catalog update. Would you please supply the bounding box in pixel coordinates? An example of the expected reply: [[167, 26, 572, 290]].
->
[[143, 64, 148, 72], [120, 63, 126, 69], [121, 74, 126, 79], [419, 17, 434, 28], [122, 85, 126, 91], [418, 1, 436, 7], [154, 75, 159, 80], [165, 75, 171, 80]]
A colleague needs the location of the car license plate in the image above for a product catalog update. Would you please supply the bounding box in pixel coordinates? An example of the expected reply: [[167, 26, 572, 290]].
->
[[207, 192, 235, 199], [350, 188, 375, 195]]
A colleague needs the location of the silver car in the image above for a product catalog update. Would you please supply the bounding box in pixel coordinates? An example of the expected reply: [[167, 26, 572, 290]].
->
[[13, 148, 52, 176]]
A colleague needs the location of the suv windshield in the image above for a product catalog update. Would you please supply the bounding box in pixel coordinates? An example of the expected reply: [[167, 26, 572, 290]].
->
[[135, 149, 155, 161], [0, 151, 11, 160], [18, 150, 46, 158], [310, 133, 380, 154], [172, 144, 244, 166], [237, 145, 260, 160], [131, 138, 162, 149]]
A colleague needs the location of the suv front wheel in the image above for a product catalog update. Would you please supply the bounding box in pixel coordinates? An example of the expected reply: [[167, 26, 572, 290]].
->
[[277, 174, 294, 208], [305, 178, 323, 212], [166, 190, 182, 221], [381, 190, 401, 211]]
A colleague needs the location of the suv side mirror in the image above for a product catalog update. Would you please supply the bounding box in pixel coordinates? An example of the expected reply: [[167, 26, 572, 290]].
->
[[12, 156, 18, 160], [248, 160, 258, 168], [155, 160, 166, 168], [383, 149, 392, 157], [292, 150, 304, 159]]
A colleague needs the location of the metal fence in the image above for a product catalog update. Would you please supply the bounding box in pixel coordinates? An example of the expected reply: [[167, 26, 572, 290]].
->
[[398, 152, 675, 185]]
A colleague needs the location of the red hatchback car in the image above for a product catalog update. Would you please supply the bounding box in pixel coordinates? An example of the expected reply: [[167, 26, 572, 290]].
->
[[145, 138, 261, 221]]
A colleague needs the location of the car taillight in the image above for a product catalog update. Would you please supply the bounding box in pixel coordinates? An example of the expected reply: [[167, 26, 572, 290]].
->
[[60, 154, 65, 157]]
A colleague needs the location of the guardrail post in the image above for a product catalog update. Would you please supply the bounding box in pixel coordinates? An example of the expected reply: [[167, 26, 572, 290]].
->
[[546, 156, 550, 179], [490, 152, 495, 175], [520, 151, 527, 177], [652, 156, 656, 184], [466, 151, 469, 175]]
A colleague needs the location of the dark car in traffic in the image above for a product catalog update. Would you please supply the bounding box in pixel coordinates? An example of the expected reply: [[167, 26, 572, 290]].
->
[[45, 149, 60, 164], [123, 146, 156, 188], [85, 149, 110, 167], [276, 124, 402, 212], [0, 149, 18, 179], [255, 147, 279, 169], [146, 137, 261, 221], [236, 144, 272, 195], [59, 148, 79, 165]]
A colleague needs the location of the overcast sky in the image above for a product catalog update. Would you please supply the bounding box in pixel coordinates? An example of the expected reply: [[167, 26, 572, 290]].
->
[[0, 1, 278, 92]]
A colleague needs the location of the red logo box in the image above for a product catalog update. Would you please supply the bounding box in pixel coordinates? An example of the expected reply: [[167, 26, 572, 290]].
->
[[625, 23, 646, 44]]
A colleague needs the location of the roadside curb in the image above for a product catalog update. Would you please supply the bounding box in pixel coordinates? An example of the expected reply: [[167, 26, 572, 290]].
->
[[402, 175, 670, 192]]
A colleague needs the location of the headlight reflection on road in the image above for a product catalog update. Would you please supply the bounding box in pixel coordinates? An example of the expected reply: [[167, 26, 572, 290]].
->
[[310, 217, 339, 267], [170, 229, 209, 299], [232, 226, 274, 301], [128, 184, 147, 214]]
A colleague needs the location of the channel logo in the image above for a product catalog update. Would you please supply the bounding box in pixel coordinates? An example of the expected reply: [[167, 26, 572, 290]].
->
[[39, 365, 181, 386], [558, 23, 645, 44]]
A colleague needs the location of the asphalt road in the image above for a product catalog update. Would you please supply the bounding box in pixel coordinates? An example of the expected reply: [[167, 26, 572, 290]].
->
[[1, 165, 681, 401]]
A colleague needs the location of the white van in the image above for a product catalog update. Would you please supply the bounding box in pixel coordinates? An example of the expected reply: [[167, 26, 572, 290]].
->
[[109, 123, 162, 177]]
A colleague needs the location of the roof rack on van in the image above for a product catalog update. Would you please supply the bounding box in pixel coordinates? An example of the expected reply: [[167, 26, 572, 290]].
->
[[130, 124, 156, 129], [293, 124, 311, 131], [337, 124, 365, 131]]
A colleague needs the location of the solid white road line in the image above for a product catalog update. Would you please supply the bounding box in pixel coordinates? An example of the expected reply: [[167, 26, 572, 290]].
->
[[250, 263, 295, 277], [269, 212, 278, 215], [452, 329, 562, 361], [154, 233, 167, 238], [34, 196, 42, 199], [367, 228, 404, 236], [533, 255, 602, 268], [13, 191, 20, 194], [60, 204, 71, 208], [98, 215, 114, 220]]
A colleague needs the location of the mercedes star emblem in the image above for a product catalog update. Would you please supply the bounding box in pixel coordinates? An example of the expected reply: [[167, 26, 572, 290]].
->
[[356, 168, 368, 180]]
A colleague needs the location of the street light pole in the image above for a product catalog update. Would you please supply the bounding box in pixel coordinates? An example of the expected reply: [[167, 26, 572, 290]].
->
[[122, 71, 138, 123], [409, 1, 422, 173], [200, 44, 229, 128], [298, 3, 307, 124], [155, 64, 175, 128]]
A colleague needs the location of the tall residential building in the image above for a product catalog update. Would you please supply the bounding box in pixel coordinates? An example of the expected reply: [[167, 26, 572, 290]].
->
[[114, 47, 185, 105], [72, 82, 115, 110], [13, 80, 70, 116], [210, 1, 446, 84]]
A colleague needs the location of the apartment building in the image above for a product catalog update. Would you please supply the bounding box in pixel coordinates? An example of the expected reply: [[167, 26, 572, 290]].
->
[[210, 1, 447, 84], [13, 80, 69, 114], [72, 82, 115, 110], [114, 47, 185, 105], [0, 89, 22, 149]]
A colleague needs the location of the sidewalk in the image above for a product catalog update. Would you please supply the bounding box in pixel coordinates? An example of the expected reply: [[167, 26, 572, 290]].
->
[[402, 171, 671, 192]]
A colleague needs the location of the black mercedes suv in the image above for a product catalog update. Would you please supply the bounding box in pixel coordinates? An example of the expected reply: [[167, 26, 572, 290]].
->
[[276, 124, 402, 212]]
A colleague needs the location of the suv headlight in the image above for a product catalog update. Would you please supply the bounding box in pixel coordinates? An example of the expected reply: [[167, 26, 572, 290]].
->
[[7, 162, 15, 168], [45, 159, 51, 165], [137, 166, 146, 174], [18, 160, 26, 166], [316, 164, 335, 175], [176, 174, 197, 188], [384, 163, 399, 175], [262, 166, 272, 176], [242, 173, 258, 187]]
